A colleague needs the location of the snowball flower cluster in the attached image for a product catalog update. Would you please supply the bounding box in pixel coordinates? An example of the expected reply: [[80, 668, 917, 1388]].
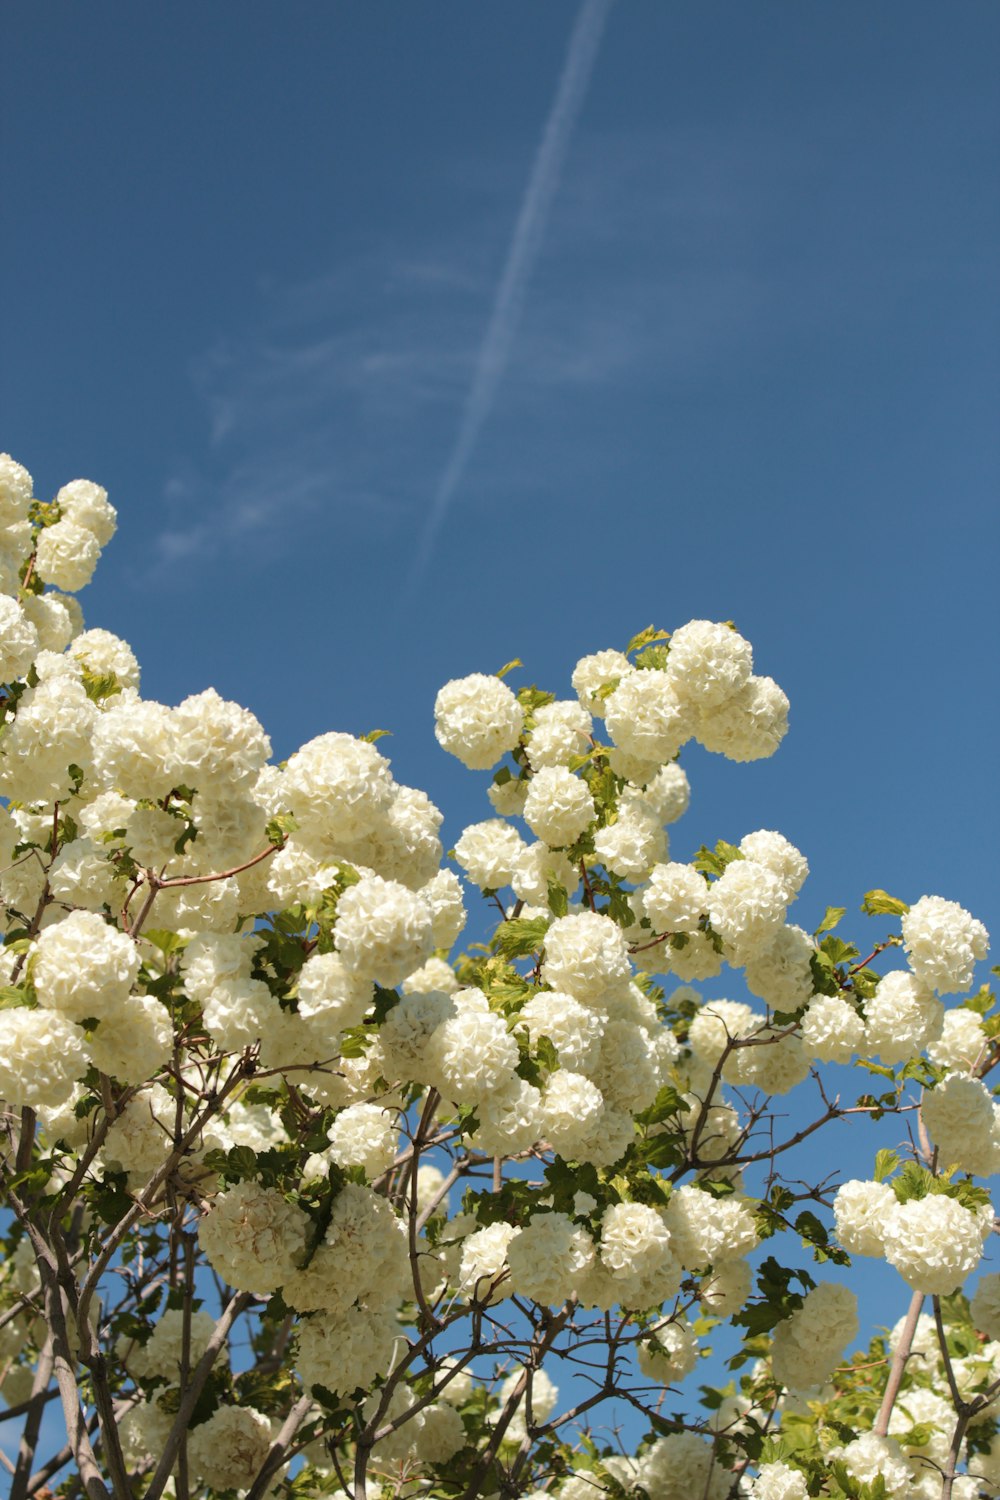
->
[[706, 859, 788, 961], [198, 1181, 310, 1294], [882, 1194, 988, 1294], [333, 874, 435, 986], [902, 894, 990, 995], [770, 1281, 859, 1391], [434, 673, 524, 769]]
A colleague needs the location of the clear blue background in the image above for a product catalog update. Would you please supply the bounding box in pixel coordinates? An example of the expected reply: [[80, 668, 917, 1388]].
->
[[3, 0, 999, 1450]]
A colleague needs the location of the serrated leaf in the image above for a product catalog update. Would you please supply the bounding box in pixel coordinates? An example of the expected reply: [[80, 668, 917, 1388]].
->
[[546, 875, 569, 919], [492, 916, 550, 960], [814, 906, 846, 937], [861, 889, 910, 918], [874, 1148, 900, 1182], [625, 625, 670, 657]]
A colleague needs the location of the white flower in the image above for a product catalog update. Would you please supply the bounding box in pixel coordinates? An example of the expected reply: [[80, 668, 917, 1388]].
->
[[571, 649, 632, 717], [687, 999, 758, 1071], [770, 1282, 858, 1391], [0, 454, 33, 526], [592, 804, 665, 880], [665, 620, 753, 709], [296, 949, 372, 1030], [599, 1202, 678, 1287], [507, 1212, 595, 1305], [522, 766, 595, 848], [414, 1401, 466, 1463], [902, 895, 990, 995], [170, 687, 271, 795], [198, 1182, 310, 1294], [187, 1405, 273, 1490], [743, 924, 815, 1009], [696, 674, 789, 762], [663, 930, 724, 982], [56, 478, 117, 545], [923, 1075, 1000, 1177], [296, 1304, 397, 1397], [639, 761, 691, 823], [0, 676, 97, 804], [665, 1185, 759, 1269], [20, 591, 76, 654], [334, 875, 434, 986], [488, 775, 529, 817], [538, 1070, 606, 1158], [68, 628, 139, 690], [928, 1006, 989, 1072], [541, 912, 632, 1006], [636, 1316, 699, 1384], [636, 1431, 731, 1500], [91, 696, 176, 800], [327, 1102, 398, 1178], [88, 996, 173, 1083], [434, 673, 524, 770], [829, 1433, 912, 1497], [457, 1222, 517, 1302], [833, 1179, 895, 1257], [425, 995, 520, 1106], [511, 842, 579, 907], [421, 868, 467, 948], [402, 956, 459, 996], [124, 1308, 217, 1382], [699, 1257, 752, 1316], [33, 909, 139, 1023], [379, 989, 455, 1084], [738, 830, 808, 902], [453, 819, 527, 889], [496, 1366, 559, 1445], [283, 731, 395, 851], [604, 670, 693, 764], [282, 1183, 408, 1316], [800, 994, 865, 1063], [517, 991, 604, 1071], [728, 1025, 810, 1097], [0, 1007, 87, 1111], [882, 1194, 987, 1294], [526, 700, 592, 769], [34, 519, 101, 590], [707, 859, 788, 961], [865, 970, 944, 1064], [0, 595, 39, 682], [749, 1461, 809, 1500], [643, 861, 708, 934], [971, 1274, 1000, 1340]]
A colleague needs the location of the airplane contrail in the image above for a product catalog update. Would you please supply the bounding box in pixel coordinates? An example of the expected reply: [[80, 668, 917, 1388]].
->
[[405, 0, 614, 592]]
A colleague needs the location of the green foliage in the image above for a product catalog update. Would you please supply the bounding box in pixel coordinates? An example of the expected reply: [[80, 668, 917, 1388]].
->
[[860, 890, 910, 918]]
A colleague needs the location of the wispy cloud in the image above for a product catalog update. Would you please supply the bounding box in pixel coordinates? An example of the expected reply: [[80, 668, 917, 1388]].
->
[[404, 0, 614, 593], [153, 105, 895, 581]]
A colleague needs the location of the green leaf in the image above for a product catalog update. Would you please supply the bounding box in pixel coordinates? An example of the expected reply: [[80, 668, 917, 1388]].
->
[[495, 659, 522, 680], [625, 625, 670, 657], [892, 1161, 933, 1204], [0, 984, 33, 1011], [361, 728, 391, 743], [861, 889, 910, 918], [874, 1148, 900, 1182], [546, 876, 569, 919], [814, 906, 846, 937], [142, 928, 187, 957], [492, 916, 550, 960]]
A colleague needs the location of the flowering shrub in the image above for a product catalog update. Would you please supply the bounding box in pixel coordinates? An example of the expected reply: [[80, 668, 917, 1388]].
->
[[0, 452, 996, 1499]]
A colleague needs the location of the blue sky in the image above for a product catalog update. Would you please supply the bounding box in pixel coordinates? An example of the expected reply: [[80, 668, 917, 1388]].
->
[[3, 0, 999, 1436]]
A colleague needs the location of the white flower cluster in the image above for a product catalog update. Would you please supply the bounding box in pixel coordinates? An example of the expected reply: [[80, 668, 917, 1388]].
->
[[770, 1282, 859, 1391]]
